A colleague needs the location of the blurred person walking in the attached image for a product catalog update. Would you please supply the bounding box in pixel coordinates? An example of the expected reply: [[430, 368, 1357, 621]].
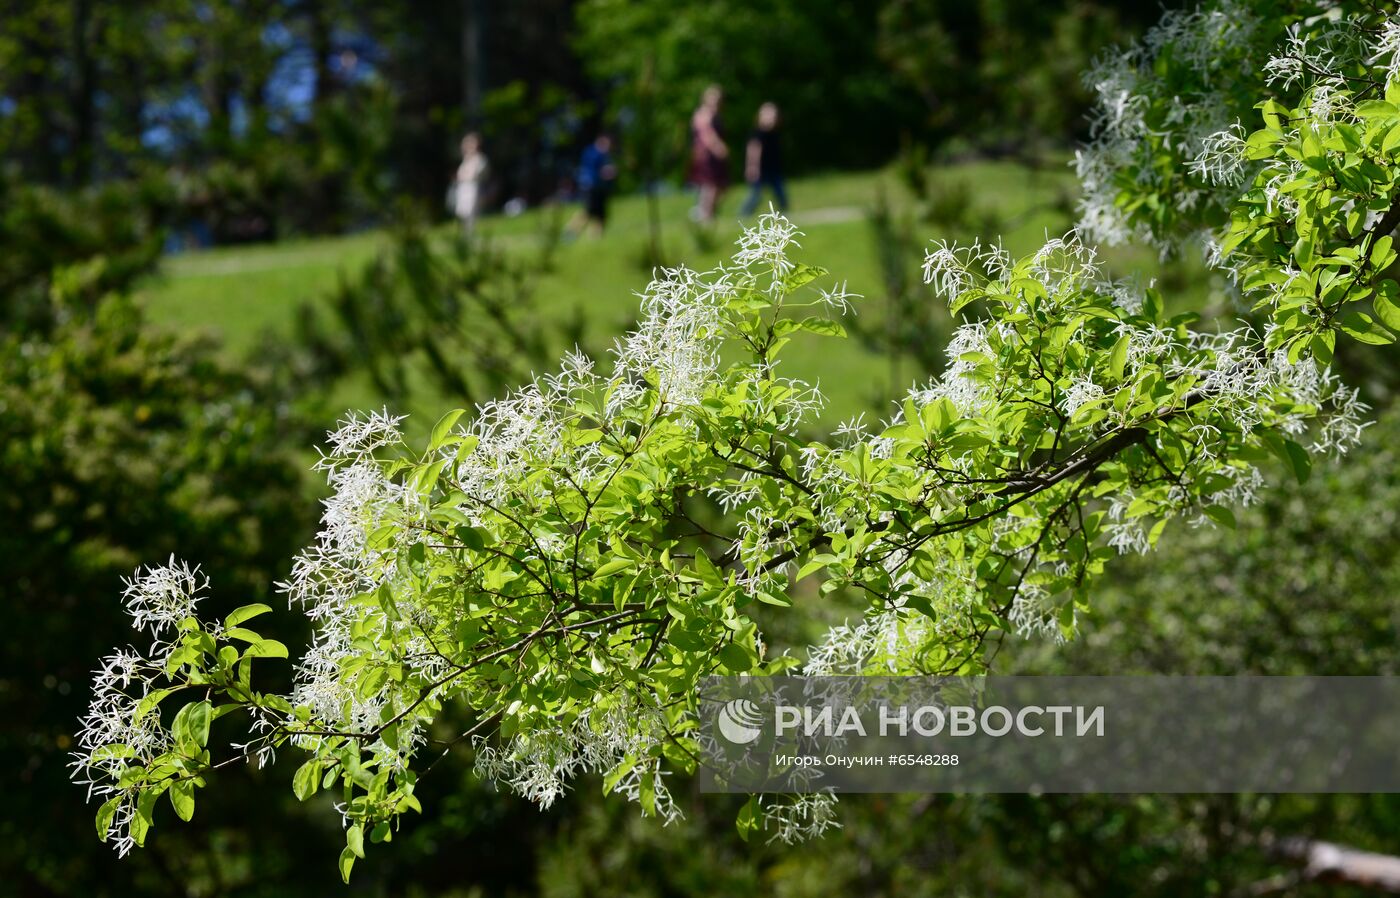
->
[[741, 102, 787, 215], [453, 132, 489, 234], [569, 133, 618, 238], [688, 85, 729, 223]]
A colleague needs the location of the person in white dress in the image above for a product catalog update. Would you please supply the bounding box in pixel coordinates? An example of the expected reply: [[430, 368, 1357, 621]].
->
[[454, 132, 488, 234]]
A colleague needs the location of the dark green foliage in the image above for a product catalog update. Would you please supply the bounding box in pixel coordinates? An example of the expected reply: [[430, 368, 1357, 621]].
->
[[0, 282, 317, 895], [876, 0, 1176, 152], [575, 0, 1179, 186], [575, 0, 927, 179], [1009, 409, 1400, 677], [0, 171, 171, 331]]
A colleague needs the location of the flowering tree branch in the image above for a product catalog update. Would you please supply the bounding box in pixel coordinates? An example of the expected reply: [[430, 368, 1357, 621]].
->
[[72, 0, 1400, 873]]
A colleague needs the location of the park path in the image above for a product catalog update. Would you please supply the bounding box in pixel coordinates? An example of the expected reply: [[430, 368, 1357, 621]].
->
[[162, 205, 866, 279]]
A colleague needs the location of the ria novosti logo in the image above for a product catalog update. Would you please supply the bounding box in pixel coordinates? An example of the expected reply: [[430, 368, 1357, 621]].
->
[[716, 698, 766, 745]]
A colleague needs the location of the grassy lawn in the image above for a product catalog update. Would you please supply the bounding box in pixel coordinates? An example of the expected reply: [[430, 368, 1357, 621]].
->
[[138, 160, 1217, 430]]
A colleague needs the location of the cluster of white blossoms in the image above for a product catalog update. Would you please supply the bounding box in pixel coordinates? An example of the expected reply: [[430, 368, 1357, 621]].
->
[[451, 211, 815, 521], [1005, 583, 1066, 642], [1188, 122, 1250, 187], [1078, 1, 1400, 260], [921, 240, 979, 302], [1375, 18, 1400, 85], [614, 264, 732, 408], [921, 237, 1013, 304], [734, 205, 802, 292], [908, 321, 993, 416], [436, 213, 833, 807], [71, 561, 211, 856], [473, 690, 681, 823], [760, 793, 842, 844], [1174, 332, 1367, 450], [735, 507, 796, 595], [1191, 463, 1267, 528], [278, 409, 434, 754], [1263, 18, 1373, 102], [120, 556, 209, 637], [808, 203, 1374, 657], [1059, 376, 1106, 418], [1026, 232, 1100, 293], [69, 213, 850, 858], [805, 574, 981, 676], [1075, 0, 1264, 248]]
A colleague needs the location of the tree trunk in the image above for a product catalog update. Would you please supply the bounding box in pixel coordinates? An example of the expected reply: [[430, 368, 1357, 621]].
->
[[308, 0, 336, 107], [461, 0, 483, 126], [70, 0, 98, 184]]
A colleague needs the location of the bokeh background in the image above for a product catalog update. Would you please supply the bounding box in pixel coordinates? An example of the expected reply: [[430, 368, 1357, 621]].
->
[[5, 1, 1399, 895]]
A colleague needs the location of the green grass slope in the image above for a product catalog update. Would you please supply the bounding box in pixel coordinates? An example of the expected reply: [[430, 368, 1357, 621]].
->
[[137, 162, 1216, 428]]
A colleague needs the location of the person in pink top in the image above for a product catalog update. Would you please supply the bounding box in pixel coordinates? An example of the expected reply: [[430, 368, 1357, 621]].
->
[[688, 85, 729, 223]]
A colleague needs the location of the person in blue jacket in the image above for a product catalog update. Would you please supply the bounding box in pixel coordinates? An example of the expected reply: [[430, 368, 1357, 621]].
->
[[570, 133, 618, 238]]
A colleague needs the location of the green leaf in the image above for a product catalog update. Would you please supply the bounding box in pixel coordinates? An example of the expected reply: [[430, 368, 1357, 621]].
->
[[347, 823, 365, 859], [1261, 98, 1289, 131], [413, 457, 450, 495], [132, 787, 158, 848], [1371, 235, 1395, 268], [356, 666, 389, 701], [783, 263, 826, 292], [1339, 312, 1394, 345], [454, 525, 487, 551], [1202, 505, 1237, 529], [921, 397, 958, 433], [293, 760, 322, 801], [639, 770, 657, 817], [1141, 289, 1162, 322], [169, 780, 195, 822], [91, 743, 135, 763], [796, 317, 846, 338], [225, 603, 272, 627], [429, 408, 467, 450], [1266, 437, 1312, 485], [172, 700, 212, 747], [736, 795, 761, 842], [592, 557, 635, 579], [250, 638, 291, 659], [1354, 99, 1399, 119], [1310, 331, 1335, 365], [602, 756, 640, 795], [133, 688, 172, 724], [1107, 333, 1130, 379], [1375, 288, 1400, 331], [717, 642, 753, 672], [338, 846, 356, 884], [96, 795, 122, 841]]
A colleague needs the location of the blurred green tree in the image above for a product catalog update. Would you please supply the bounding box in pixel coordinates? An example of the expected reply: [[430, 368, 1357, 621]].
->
[[0, 272, 321, 893], [875, 0, 1174, 155], [574, 0, 928, 180]]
